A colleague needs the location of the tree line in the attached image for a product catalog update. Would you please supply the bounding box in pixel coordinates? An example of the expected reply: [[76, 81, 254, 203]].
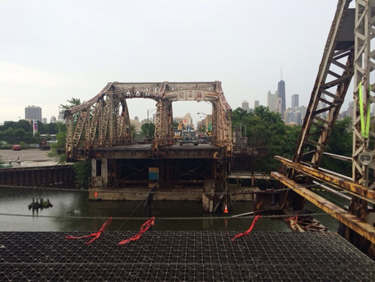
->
[[232, 106, 353, 177], [0, 101, 354, 185], [0, 120, 64, 145]]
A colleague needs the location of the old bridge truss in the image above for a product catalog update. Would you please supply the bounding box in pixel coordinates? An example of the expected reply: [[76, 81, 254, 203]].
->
[[65, 81, 232, 161], [272, 0, 375, 257]]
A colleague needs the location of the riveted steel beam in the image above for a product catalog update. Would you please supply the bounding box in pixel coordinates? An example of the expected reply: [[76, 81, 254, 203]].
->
[[65, 81, 233, 161], [275, 155, 375, 204], [272, 171, 375, 245], [293, 0, 354, 170], [352, 0, 375, 188]]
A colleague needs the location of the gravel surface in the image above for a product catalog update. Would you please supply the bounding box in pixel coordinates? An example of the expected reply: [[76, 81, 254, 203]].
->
[[0, 149, 58, 167]]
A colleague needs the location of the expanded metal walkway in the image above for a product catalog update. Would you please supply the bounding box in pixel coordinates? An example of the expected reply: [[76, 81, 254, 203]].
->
[[0, 231, 374, 281]]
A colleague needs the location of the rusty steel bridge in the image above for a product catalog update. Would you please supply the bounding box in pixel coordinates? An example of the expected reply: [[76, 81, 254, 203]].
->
[[2, 0, 375, 280], [61, 0, 375, 260], [64, 81, 234, 213]]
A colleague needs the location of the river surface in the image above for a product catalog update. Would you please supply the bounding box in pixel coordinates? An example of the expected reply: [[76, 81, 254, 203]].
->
[[0, 186, 346, 233]]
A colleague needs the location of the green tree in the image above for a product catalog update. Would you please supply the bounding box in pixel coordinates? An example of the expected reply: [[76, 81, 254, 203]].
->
[[60, 98, 81, 110], [48, 98, 80, 163], [130, 123, 136, 139], [199, 125, 206, 133], [37, 121, 45, 134], [320, 117, 353, 176], [48, 131, 66, 164], [72, 160, 91, 188], [173, 121, 179, 130], [42, 123, 59, 134], [3, 127, 16, 143], [141, 122, 155, 138], [282, 125, 302, 159], [56, 121, 66, 133], [232, 106, 290, 173], [18, 120, 33, 132]]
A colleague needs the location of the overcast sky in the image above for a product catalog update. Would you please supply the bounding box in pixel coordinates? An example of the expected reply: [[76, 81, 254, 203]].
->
[[0, 0, 354, 126]]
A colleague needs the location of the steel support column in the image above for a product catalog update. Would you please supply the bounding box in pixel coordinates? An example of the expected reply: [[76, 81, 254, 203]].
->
[[353, 0, 375, 187]]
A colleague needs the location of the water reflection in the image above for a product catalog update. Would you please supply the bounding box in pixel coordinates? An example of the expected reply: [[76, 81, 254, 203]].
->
[[0, 187, 340, 232]]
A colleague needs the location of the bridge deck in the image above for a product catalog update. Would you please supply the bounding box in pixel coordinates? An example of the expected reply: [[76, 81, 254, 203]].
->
[[0, 231, 374, 281], [91, 143, 221, 159]]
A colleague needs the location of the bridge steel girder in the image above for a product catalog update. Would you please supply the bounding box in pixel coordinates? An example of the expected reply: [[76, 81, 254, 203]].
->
[[154, 100, 174, 148], [272, 172, 375, 246], [276, 156, 375, 205], [353, 0, 375, 187], [273, 0, 375, 255], [65, 81, 232, 161], [292, 0, 354, 171]]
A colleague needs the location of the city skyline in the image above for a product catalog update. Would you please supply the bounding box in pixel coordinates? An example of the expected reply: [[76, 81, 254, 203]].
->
[[0, 1, 351, 126]]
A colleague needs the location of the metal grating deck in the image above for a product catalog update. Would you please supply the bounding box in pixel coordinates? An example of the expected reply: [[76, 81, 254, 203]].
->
[[0, 231, 374, 281]]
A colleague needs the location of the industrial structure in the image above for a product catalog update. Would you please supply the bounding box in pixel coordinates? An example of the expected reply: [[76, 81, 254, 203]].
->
[[271, 0, 375, 258], [64, 81, 233, 211], [62, 0, 375, 259], [2, 1, 375, 280]]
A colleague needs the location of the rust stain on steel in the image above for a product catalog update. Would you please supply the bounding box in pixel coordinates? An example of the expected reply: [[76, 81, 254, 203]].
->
[[275, 155, 375, 202], [65, 81, 232, 161], [272, 172, 375, 245]]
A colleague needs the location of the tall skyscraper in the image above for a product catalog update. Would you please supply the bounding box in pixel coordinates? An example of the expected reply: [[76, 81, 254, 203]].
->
[[291, 94, 299, 110], [241, 100, 249, 111], [276, 97, 283, 115], [254, 100, 259, 108], [277, 80, 286, 115], [25, 105, 42, 122]]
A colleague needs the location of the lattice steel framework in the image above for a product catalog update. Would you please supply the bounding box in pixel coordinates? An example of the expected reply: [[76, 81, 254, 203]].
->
[[65, 81, 232, 161], [292, 0, 354, 170], [274, 0, 375, 254], [353, 0, 375, 187]]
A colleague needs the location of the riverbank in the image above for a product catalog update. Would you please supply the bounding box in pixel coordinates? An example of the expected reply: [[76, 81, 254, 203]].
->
[[0, 149, 58, 167]]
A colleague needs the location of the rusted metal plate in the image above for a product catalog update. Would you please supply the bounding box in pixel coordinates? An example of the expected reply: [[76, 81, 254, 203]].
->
[[0, 165, 74, 186], [272, 171, 375, 245], [275, 156, 375, 203]]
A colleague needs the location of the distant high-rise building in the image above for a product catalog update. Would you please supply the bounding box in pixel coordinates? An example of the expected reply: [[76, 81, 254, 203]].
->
[[25, 105, 42, 122], [241, 100, 249, 111], [278, 80, 286, 116], [42, 118, 47, 124], [284, 107, 292, 123], [267, 90, 278, 112], [291, 94, 299, 110], [295, 106, 307, 125], [276, 97, 283, 115], [254, 100, 259, 108], [295, 111, 302, 126], [50, 116, 57, 123], [348, 101, 354, 118]]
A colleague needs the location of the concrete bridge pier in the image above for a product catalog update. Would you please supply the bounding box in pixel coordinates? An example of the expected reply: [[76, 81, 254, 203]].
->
[[202, 179, 230, 213], [202, 180, 215, 213], [91, 158, 108, 188]]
